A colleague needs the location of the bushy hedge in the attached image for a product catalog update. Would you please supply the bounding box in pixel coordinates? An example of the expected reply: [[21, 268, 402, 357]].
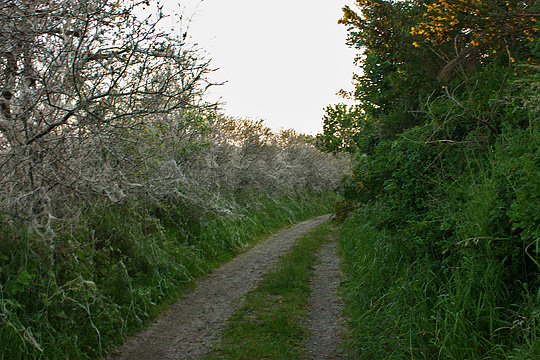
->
[[333, 1, 540, 357], [338, 62, 540, 360]]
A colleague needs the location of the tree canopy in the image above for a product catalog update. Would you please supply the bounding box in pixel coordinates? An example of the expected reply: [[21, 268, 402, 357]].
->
[[318, 0, 540, 154]]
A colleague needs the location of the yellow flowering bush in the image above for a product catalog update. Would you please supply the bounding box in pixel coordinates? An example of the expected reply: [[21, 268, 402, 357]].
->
[[411, 0, 540, 53]]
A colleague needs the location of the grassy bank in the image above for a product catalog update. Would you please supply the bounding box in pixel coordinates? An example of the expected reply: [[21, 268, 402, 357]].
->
[[339, 164, 540, 360], [0, 191, 338, 359]]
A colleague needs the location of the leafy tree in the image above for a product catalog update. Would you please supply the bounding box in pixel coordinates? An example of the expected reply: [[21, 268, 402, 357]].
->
[[316, 104, 364, 153], [338, 0, 442, 139], [335, 0, 539, 146]]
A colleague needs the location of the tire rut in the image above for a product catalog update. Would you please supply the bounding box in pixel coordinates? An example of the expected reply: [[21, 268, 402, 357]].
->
[[305, 237, 346, 359], [107, 214, 331, 360]]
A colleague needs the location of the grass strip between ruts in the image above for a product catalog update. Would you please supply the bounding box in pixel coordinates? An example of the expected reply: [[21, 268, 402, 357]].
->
[[203, 220, 336, 360]]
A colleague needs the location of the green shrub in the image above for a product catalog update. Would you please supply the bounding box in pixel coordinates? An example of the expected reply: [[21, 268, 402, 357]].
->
[[0, 191, 338, 359], [339, 73, 540, 358]]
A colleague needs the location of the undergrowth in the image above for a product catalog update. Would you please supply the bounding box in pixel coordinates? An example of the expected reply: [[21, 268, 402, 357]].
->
[[0, 190, 338, 359], [338, 124, 540, 359], [322, 1, 540, 357]]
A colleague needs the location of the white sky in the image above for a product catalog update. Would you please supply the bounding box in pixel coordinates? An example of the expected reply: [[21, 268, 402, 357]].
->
[[159, 0, 358, 135]]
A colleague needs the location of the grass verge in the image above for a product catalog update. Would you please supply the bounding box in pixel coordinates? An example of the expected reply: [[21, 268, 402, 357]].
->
[[204, 220, 335, 360], [338, 200, 538, 359], [0, 191, 338, 359]]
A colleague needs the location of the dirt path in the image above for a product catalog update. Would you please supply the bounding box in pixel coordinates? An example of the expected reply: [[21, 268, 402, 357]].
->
[[305, 238, 347, 359], [107, 214, 332, 360]]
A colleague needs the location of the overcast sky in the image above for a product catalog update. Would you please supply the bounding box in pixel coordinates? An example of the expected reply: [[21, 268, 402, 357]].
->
[[160, 0, 358, 135]]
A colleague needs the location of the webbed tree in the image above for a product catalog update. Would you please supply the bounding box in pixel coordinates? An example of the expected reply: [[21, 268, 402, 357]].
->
[[0, 0, 215, 229]]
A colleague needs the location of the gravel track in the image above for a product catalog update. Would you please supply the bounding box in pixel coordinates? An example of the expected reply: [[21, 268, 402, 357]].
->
[[305, 238, 346, 359], [107, 214, 332, 360]]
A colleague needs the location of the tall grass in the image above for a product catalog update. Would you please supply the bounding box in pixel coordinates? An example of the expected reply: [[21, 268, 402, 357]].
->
[[339, 127, 540, 359], [340, 205, 510, 359], [0, 190, 338, 359]]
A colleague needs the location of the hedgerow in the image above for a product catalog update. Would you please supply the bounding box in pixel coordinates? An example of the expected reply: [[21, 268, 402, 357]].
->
[[330, 1, 540, 358]]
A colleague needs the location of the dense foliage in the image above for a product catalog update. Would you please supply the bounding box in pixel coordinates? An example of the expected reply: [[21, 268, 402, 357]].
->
[[0, 1, 347, 358], [328, 0, 540, 358]]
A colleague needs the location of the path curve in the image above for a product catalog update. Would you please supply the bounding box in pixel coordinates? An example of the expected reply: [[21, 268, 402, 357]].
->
[[107, 214, 331, 360]]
